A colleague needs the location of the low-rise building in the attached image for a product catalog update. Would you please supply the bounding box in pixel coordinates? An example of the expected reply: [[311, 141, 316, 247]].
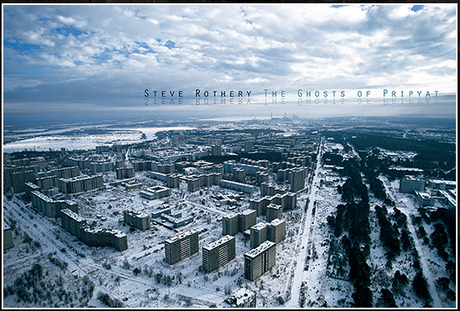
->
[[140, 186, 171, 200], [3, 221, 14, 250], [224, 288, 256, 308]]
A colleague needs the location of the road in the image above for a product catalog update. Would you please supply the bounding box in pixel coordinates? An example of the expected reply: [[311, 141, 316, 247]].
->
[[285, 137, 323, 308], [3, 196, 130, 304]]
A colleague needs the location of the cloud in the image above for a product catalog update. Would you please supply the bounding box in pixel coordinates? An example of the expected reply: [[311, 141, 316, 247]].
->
[[2, 4, 457, 125]]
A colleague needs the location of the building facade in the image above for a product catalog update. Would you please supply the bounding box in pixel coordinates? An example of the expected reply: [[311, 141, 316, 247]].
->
[[60, 208, 127, 251], [267, 219, 286, 244], [250, 222, 268, 248], [202, 235, 236, 273], [222, 212, 239, 236], [164, 230, 199, 265], [57, 175, 104, 194], [399, 175, 425, 193], [31, 190, 78, 218], [123, 210, 151, 231], [244, 241, 276, 281]]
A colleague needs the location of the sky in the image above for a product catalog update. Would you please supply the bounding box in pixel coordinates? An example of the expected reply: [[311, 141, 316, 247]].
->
[[2, 4, 458, 126]]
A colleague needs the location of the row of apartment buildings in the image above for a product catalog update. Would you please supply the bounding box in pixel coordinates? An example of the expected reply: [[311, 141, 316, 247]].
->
[[222, 210, 257, 236], [30, 190, 79, 218], [164, 229, 278, 281], [249, 192, 297, 216], [60, 208, 128, 251]]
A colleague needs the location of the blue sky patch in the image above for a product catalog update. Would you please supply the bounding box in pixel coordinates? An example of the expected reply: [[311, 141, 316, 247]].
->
[[164, 40, 176, 49], [55, 27, 87, 37], [411, 5, 424, 12]]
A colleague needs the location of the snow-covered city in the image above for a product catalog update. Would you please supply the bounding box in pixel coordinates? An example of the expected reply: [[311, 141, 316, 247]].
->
[[2, 117, 457, 308]]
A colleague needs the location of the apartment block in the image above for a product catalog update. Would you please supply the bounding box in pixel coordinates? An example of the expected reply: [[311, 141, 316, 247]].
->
[[202, 235, 236, 273], [132, 160, 152, 172], [116, 167, 134, 179], [238, 209, 257, 232], [233, 167, 246, 183], [250, 222, 268, 248], [289, 167, 307, 192], [255, 171, 269, 186], [266, 204, 283, 222], [166, 174, 180, 188], [164, 229, 199, 265], [244, 241, 276, 281], [57, 175, 103, 194], [219, 180, 254, 194], [250, 192, 297, 216], [267, 219, 286, 244], [186, 177, 200, 192], [36, 175, 57, 190], [222, 212, 239, 236], [4, 167, 36, 193], [123, 210, 151, 231], [24, 182, 41, 199], [31, 190, 78, 218], [60, 208, 127, 252]]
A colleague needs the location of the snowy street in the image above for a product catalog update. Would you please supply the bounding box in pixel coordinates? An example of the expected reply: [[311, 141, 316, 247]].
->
[[285, 138, 323, 308]]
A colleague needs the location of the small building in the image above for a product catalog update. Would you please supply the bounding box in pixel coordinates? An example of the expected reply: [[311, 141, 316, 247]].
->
[[415, 191, 435, 207], [140, 186, 171, 200], [224, 288, 256, 308], [3, 221, 14, 250], [399, 175, 425, 194]]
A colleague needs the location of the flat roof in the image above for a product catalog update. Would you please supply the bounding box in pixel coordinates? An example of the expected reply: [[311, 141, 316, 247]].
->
[[203, 235, 234, 251], [251, 222, 267, 231], [269, 218, 285, 226], [244, 241, 275, 258], [61, 208, 86, 223], [165, 229, 198, 244], [240, 209, 256, 216]]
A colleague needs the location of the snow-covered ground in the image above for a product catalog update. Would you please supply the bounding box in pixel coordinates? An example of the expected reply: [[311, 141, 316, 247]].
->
[[3, 135, 456, 308], [2, 126, 195, 153]]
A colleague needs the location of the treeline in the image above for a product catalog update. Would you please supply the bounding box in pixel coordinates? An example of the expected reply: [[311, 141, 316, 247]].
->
[[4, 263, 94, 307], [326, 156, 373, 307]]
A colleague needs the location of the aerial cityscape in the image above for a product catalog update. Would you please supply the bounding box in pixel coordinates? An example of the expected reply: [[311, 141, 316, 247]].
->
[[2, 3, 457, 309]]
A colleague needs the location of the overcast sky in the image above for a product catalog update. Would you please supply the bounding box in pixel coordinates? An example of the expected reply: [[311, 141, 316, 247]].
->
[[2, 4, 457, 125]]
